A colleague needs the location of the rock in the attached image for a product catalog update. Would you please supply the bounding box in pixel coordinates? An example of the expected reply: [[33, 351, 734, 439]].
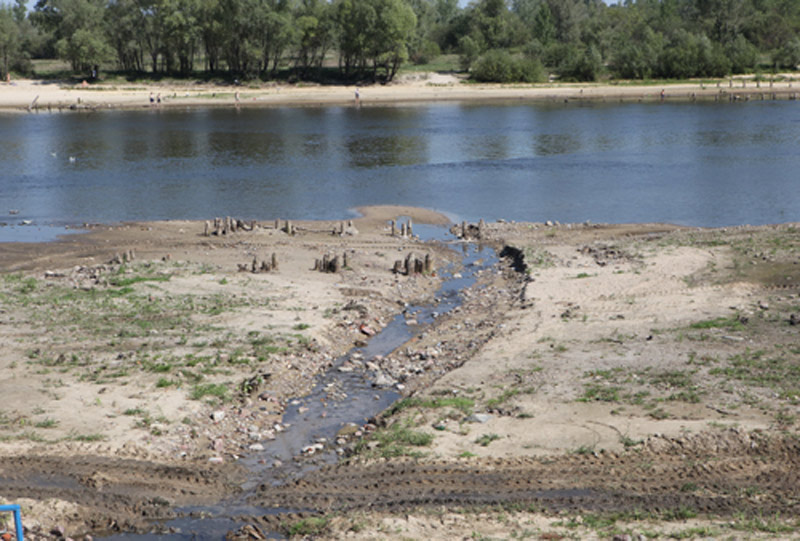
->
[[248, 443, 265, 451], [211, 410, 225, 422], [759, 301, 770, 310], [337, 424, 360, 437], [359, 324, 376, 336], [373, 372, 396, 387], [466, 413, 493, 423]]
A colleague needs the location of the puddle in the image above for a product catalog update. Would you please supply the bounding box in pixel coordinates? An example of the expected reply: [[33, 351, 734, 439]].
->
[[0, 223, 83, 243], [102, 221, 498, 540]]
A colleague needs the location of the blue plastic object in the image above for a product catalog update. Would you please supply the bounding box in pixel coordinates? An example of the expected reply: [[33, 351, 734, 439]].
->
[[0, 505, 23, 541]]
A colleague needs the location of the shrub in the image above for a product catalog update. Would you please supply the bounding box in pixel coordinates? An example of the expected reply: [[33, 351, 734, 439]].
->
[[471, 49, 545, 83]]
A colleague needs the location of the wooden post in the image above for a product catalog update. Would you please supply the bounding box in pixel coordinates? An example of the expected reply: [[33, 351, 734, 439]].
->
[[330, 256, 341, 273], [404, 254, 413, 275], [401, 223, 407, 237], [391, 220, 396, 236], [478, 219, 485, 239], [461, 221, 467, 238], [342, 252, 348, 269], [251, 256, 257, 273], [271, 253, 278, 270], [204, 221, 210, 236], [393, 260, 403, 274], [424, 253, 432, 273], [407, 219, 413, 237]]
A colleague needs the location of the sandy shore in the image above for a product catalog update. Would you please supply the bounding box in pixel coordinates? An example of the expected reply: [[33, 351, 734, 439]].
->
[[1, 73, 799, 112]]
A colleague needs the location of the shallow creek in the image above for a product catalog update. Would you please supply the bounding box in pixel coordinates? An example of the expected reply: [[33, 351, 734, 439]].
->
[[104, 224, 499, 540]]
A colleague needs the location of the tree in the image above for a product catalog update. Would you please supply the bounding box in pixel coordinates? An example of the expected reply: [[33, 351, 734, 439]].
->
[[33, 0, 114, 73], [0, 7, 21, 79], [336, 0, 416, 81]]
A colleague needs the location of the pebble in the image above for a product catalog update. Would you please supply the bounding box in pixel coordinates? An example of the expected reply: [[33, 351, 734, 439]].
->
[[248, 443, 265, 451], [208, 456, 224, 464], [211, 411, 225, 422]]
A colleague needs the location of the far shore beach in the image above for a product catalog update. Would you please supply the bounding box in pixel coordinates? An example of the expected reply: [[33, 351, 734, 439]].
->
[[1, 72, 799, 112]]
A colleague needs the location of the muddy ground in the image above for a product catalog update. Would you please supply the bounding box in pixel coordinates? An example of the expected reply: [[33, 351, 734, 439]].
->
[[1, 212, 800, 539]]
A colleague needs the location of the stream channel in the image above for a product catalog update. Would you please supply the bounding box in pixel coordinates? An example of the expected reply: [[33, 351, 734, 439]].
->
[[105, 222, 499, 540]]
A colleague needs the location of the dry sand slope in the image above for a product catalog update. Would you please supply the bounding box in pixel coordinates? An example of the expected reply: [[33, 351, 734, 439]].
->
[[1, 211, 800, 539]]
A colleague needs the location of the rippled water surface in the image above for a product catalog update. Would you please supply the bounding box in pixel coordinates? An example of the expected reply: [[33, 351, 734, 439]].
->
[[2, 100, 800, 239]]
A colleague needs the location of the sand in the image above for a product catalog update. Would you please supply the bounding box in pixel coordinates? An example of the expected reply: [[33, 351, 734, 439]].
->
[[1, 72, 799, 112]]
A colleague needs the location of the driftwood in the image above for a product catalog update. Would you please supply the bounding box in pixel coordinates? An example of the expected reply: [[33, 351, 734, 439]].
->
[[109, 249, 136, 265], [393, 253, 432, 275], [239, 253, 278, 273], [315, 251, 349, 273], [204, 217, 257, 236], [390, 219, 413, 238]]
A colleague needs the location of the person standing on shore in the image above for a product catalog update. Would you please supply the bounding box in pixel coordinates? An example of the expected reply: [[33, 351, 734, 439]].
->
[[354, 87, 360, 107]]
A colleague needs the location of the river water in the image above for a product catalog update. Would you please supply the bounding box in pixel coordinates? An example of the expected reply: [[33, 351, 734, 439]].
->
[[2, 100, 800, 243]]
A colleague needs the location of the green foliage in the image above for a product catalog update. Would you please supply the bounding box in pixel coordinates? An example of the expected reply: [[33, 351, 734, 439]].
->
[[474, 433, 501, 446], [283, 516, 330, 537], [471, 48, 544, 82], [354, 422, 434, 458], [773, 38, 800, 70], [190, 382, 229, 401]]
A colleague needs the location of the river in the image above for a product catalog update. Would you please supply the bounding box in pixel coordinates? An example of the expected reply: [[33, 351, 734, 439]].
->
[[1, 100, 800, 243]]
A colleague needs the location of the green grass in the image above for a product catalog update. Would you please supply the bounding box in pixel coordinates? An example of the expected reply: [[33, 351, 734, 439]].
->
[[354, 422, 434, 458], [475, 433, 501, 446], [190, 383, 229, 402], [34, 418, 59, 428], [579, 384, 621, 403], [689, 316, 745, 331], [283, 516, 330, 537]]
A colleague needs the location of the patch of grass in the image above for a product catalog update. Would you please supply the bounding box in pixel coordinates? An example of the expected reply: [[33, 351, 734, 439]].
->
[[486, 389, 522, 408], [579, 384, 621, 403], [34, 418, 59, 428], [72, 433, 106, 442], [156, 377, 175, 388], [689, 316, 744, 331], [283, 516, 330, 537], [190, 382, 229, 402], [729, 513, 797, 534], [474, 433, 501, 446], [123, 408, 146, 416], [292, 322, 311, 330], [354, 422, 433, 458]]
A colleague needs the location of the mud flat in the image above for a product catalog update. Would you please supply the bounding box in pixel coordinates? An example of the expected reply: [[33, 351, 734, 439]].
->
[[2, 213, 800, 539]]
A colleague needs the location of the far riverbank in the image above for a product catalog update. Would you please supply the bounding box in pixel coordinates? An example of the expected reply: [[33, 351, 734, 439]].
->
[[1, 73, 799, 112]]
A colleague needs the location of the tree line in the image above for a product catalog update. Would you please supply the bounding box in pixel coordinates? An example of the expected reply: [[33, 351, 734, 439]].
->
[[1, 0, 799, 84]]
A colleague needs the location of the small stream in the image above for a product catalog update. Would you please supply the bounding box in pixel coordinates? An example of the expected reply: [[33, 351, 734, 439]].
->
[[105, 224, 498, 540]]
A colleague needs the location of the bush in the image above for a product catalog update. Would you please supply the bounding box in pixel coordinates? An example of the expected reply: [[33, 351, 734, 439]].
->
[[471, 49, 545, 83], [726, 35, 758, 74], [412, 39, 441, 65], [657, 31, 730, 78], [773, 38, 800, 70], [458, 35, 482, 71], [559, 45, 602, 82]]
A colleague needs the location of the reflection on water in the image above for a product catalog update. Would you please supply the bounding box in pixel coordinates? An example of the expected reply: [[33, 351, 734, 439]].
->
[[1, 101, 800, 239]]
